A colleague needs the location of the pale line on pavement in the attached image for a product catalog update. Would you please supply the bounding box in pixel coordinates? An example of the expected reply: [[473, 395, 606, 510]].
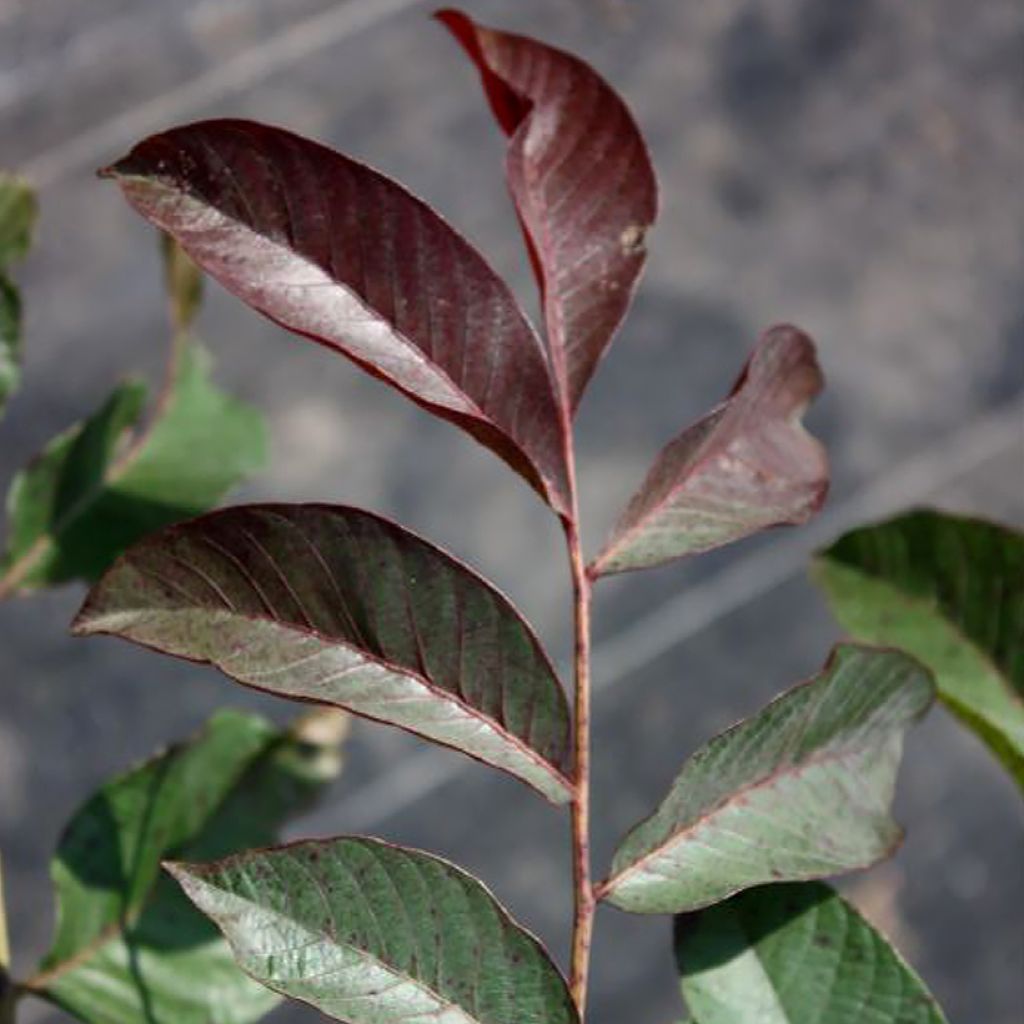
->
[[19, 0, 427, 189]]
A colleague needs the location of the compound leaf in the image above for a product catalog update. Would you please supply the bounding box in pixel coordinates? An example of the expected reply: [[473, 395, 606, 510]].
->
[[599, 645, 933, 914], [0, 341, 266, 593], [102, 120, 572, 516], [813, 510, 1024, 791], [675, 882, 947, 1023], [73, 503, 574, 804], [0, 172, 37, 416], [438, 9, 658, 413], [31, 709, 347, 1024], [169, 837, 579, 1024], [591, 326, 828, 576]]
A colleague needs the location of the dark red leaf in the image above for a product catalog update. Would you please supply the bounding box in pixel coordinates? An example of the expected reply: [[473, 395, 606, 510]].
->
[[101, 120, 572, 516], [438, 9, 658, 414], [591, 325, 829, 576]]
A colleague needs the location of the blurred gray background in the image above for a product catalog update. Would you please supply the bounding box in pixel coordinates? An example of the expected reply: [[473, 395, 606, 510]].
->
[[1, 0, 1022, 1021]]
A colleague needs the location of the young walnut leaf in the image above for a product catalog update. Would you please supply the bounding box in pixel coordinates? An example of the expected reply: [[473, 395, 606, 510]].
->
[[101, 120, 572, 516], [591, 325, 828, 576], [31, 709, 347, 1024], [598, 645, 933, 914], [73, 503, 574, 804], [438, 9, 658, 413], [813, 510, 1024, 791], [169, 837, 580, 1024], [675, 882, 948, 1023]]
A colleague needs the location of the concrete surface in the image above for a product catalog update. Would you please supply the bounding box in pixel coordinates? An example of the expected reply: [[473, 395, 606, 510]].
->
[[1, 1, 1022, 1021]]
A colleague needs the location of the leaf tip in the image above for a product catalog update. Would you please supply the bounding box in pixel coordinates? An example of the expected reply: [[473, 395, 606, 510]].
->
[[432, 7, 463, 25], [432, 7, 473, 39], [161, 858, 184, 878], [162, 858, 209, 896], [96, 157, 130, 181], [68, 607, 96, 637]]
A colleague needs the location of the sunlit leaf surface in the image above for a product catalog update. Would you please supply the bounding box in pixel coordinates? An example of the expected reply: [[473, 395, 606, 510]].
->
[[33, 709, 346, 1024], [439, 9, 658, 413], [102, 120, 572, 515], [171, 837, 579, 1024], [814, 510, 1024, 790], [676, 882, 948, 1023], [600, 645, 933, 913], [74, 503, 573, 803]]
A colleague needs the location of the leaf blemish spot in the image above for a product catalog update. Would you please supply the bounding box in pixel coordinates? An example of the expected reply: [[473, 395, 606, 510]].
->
[[620, 224, 647, 255]]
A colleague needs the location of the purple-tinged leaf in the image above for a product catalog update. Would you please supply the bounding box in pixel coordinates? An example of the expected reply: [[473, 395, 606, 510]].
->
[[73, 504, 573, 805], [101, 120, 572, 516], [438, 9, 658, 413], [599, 645, 934, 915], [591, 325, 828, 576]]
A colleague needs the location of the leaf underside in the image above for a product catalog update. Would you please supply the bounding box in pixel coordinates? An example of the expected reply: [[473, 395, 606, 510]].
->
[[601, 644, 933, 914], [438, 9, 658, 414], [675, 882, 948, 1023], [592, 325, 828, 576], [2, 341, 266, 590], [170, 837, 580, 1024], [813, 509, 1024, 790], [102, 119, 572, 516], [37, 709, 346, 1024], [73, 503, 574, 804]]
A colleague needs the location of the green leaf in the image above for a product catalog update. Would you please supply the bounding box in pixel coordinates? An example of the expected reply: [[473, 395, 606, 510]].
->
[[0, 341, 266, 593], [0, 275, 23, 416], [599, 645, 933, 914], [0, 174, 37, 265], [812, 509, 1024, 790], [73, 503, 574, 804], [675, 882, 948, 1023], [30, 708, 347, 1024], [0, 173, 37, 416], [169, 837, 580, 1024]]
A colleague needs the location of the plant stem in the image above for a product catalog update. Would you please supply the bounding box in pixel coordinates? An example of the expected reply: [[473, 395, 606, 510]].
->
[[566, 517, 596, 1013], [0, 855, 9, 978], [0, 854, 16, 1024]]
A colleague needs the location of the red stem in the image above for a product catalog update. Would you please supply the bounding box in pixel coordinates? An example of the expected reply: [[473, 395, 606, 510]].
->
[[566, 516, 596, 1012]]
